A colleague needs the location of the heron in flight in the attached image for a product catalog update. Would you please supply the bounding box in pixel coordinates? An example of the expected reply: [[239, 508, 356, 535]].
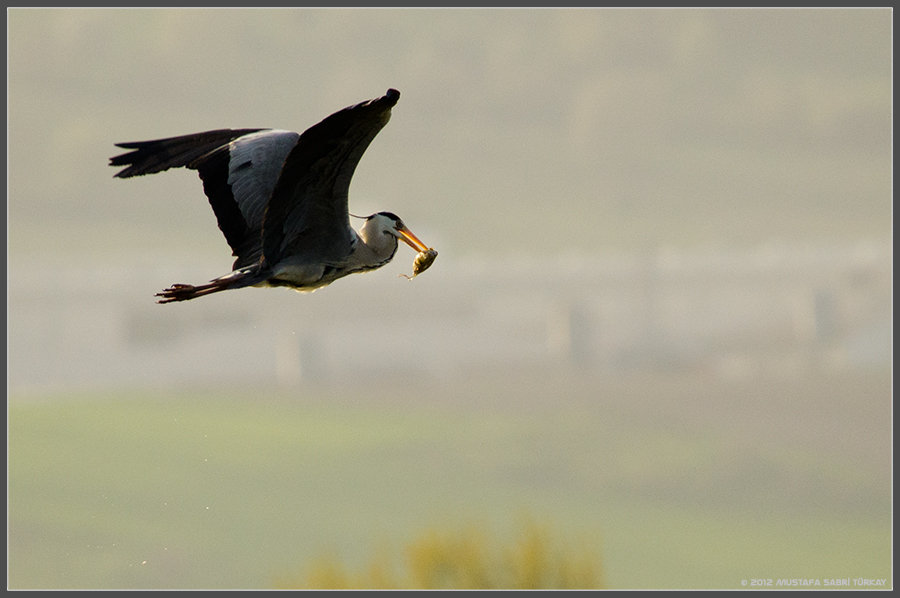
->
[[110, 88, 435, 303]]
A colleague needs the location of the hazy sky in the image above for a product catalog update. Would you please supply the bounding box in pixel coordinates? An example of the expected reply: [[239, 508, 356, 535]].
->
[[7, 8, 892, 260], [7, 13, 892, 588]]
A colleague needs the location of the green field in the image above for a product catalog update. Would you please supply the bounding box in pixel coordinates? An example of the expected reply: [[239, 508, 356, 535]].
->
[[8, 369, 892, 589]]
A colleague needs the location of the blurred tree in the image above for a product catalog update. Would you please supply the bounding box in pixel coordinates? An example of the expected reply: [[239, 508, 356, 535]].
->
[[277, 517, 603, 590]]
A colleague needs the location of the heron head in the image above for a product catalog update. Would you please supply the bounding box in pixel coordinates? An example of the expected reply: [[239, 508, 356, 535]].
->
[[358, 212, 429, 253]]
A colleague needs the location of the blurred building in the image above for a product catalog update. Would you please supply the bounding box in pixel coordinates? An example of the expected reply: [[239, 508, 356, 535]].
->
[[8, 239, 891, 395]]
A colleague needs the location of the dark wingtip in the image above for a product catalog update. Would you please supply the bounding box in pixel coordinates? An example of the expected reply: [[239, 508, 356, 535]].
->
[[383, 88, 400, 107]]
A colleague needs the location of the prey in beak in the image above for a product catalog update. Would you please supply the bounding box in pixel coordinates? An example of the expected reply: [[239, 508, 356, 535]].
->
[[394, 222, 438, 280], [356, 211, 439, 280]]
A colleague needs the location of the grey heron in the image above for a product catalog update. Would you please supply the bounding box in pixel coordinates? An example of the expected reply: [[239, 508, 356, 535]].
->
[[110, 88, 435, 303]]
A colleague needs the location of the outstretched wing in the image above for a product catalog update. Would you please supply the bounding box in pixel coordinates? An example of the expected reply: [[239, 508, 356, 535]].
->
[[261, 88, 401, 267], [110, 128, 299, 268]]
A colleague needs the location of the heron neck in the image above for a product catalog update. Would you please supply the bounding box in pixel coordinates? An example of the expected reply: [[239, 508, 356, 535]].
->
[[354, 226, 399, 267]]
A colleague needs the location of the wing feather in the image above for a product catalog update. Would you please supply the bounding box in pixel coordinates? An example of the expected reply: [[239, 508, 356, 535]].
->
[[110, 128, 299, 268], [225, 130, 300, 231], [109, 129, 264, 178], [262, 89, 400, 266]]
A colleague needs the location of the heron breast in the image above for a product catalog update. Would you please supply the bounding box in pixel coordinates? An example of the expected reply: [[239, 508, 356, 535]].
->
[[267, 262, 333, 291]]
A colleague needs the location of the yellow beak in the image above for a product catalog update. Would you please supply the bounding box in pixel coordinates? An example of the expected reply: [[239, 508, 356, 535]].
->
[[396, 225, 430, 253]]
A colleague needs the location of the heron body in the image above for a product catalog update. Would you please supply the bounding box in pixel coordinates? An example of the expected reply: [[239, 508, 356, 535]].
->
[[109, 88, 433, 303]]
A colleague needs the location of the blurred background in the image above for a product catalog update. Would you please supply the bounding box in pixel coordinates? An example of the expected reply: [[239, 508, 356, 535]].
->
[[7, 8, 892, 589]]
